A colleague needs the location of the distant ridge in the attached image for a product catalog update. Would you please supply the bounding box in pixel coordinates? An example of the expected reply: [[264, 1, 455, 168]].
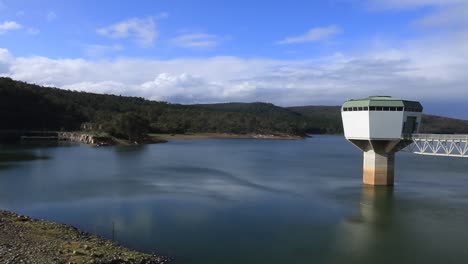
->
[[288, 105, 468, 134]]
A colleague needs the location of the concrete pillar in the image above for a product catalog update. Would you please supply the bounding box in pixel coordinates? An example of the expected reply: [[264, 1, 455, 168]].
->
[[363, 150, 395, 186]]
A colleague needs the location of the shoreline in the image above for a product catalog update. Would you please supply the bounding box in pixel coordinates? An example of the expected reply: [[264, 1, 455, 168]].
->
[[1, 131, 305, 146], [149, 133, 307, 141], [0, 210, 169, 263]]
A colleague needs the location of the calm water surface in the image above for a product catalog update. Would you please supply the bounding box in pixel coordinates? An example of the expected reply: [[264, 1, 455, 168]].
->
[[1, 136, 468, 264]]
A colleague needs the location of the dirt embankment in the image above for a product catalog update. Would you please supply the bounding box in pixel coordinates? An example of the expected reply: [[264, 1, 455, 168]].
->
[[0, 210, 170, 264], [151, 133, 307, 141]]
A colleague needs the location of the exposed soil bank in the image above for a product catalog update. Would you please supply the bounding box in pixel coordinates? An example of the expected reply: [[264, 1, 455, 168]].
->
[[0, 210, 169, 264], [150, 133, 307, 141]]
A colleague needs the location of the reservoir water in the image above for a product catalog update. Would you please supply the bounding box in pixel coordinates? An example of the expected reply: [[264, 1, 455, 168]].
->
[[1, 136, 468, 264]]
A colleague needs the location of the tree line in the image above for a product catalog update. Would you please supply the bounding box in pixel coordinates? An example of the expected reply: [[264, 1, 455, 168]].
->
[[2, 77, 466, 141], [0, 77, 342, 140]]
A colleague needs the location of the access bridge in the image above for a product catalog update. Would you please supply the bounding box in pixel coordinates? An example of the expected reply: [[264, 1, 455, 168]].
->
[[341, 96, 467, 186], [404, 134, 468, 158]]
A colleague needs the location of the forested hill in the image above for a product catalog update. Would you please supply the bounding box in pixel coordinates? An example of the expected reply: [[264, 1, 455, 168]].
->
[[1, 77, 467, 137], [289, 105, 468, 134], [0, 77, 330, 137]]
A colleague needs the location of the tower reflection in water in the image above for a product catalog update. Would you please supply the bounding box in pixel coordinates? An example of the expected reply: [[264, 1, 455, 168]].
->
[[355, 186, 394, 226], [331, 186, 396, 264]]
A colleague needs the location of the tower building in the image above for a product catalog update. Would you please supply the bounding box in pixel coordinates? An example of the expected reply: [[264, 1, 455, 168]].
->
[[341, 96, 423, 186]]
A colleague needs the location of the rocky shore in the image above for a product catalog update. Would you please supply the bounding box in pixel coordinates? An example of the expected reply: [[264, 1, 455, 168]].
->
[[0, 210, 170, 264], [58, 132, 167, 146], [58, 132, 114, 146]]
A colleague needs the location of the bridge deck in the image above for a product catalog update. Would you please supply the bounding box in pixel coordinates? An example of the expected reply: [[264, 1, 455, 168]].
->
[[405, 134, 468, 158]]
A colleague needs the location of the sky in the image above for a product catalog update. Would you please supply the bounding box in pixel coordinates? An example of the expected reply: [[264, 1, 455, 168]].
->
[[0, 0, 467, 118]]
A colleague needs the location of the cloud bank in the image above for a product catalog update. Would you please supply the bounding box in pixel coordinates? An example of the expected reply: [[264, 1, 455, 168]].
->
[[0, 21, 22, 34], [0, 2, 467, 111], [1, 26, 467, 107]]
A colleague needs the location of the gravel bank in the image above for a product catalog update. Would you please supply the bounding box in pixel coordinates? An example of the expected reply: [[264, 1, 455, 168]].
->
[[0, 210, 170, 264]]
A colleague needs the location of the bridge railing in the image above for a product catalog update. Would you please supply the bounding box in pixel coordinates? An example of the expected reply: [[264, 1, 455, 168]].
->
[[410, 134, 468, 141], [403, 133, 468, 158]]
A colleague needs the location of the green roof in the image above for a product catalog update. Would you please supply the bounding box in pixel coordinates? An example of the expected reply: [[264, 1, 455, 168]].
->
[[342, 96, 423, 110]]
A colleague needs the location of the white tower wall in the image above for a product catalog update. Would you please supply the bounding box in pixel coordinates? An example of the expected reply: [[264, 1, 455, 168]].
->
[[342, 111, 370, 139], [341, 96, 423, 186], [368, 112, 404, 139], [343, 111, 422, 140]]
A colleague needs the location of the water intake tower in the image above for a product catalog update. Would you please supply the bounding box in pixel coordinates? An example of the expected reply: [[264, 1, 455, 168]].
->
[[341, 96, 423, 186]]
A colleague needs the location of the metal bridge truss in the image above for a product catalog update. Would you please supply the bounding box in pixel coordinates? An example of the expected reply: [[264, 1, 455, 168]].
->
[[404, 134, 468, 158]]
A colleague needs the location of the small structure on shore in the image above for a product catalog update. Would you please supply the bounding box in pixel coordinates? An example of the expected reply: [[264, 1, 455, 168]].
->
[[341, 96, 423, 186]]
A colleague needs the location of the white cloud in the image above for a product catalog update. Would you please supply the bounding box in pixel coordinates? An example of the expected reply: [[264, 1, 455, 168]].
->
[[84, 44, 123, 57], [0, 48, 11, 74], [171, 33, 220, 48], [366, 0, 468, 28], [141, 73, 221, 101], [62, 81, 128, 95], [0, 48, 10, 60], [46, 11, 57, 22], [0, 21, 22, 34], [0, 28, 467, 107], [413, 2, 468, 28], [97, 17, 157, 47], [155, 12, 169, 19], [366, 0, 465, 9], [277, 25, 341, 44], [27, 28, 40, 36]]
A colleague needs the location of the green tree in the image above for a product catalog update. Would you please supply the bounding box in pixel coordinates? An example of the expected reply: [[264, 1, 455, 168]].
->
[[111, 112, 150, 141]]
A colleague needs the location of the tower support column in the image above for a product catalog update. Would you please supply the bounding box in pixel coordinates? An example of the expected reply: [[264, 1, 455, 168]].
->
[[363, 150, 395, 186]]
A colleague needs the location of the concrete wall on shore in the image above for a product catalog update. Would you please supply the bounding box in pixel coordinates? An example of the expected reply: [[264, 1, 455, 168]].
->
[[58, 132, 97, 145], [58, 132, 114, 145]]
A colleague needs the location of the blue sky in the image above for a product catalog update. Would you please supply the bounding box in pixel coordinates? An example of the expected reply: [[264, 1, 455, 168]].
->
[[0, 0, 429, 58], [0, 0, 467, 118]]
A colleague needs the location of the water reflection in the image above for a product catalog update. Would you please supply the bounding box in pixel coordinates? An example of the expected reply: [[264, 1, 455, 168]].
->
[[0, 163, 13, 170], [354, 186, 394, 226], [331, 187, 395, 264], [0, 151, 49, 163], [113, 144, 147, 154], [0, 148, 50, 172]]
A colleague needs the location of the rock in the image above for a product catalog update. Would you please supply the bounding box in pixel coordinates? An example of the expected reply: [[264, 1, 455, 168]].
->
[[91, 252, 103, 258], [73, 250, 86, 255]]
